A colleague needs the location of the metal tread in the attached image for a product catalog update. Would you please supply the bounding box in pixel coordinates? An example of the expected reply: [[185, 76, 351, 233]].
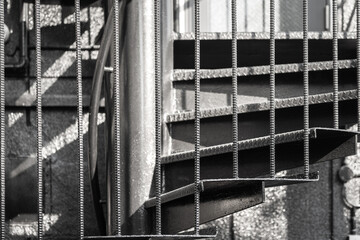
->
[[145, 179, 264, 234], [172, 59, 356, 81], [173, 31, 358, 40], [161, 127, 358, 164], [146, 172, 318, 208], [165, 89, 357, 123], [83, 228, 217, 240]]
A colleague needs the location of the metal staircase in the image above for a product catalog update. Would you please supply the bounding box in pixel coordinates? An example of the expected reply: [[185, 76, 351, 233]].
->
[[87, 0, 360, 238]]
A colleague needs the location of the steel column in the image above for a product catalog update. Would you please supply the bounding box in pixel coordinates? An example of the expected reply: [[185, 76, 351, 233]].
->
[[120, 0, 155, 235]]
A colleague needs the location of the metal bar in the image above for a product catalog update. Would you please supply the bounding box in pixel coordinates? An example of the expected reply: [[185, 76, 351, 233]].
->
[[113, 0, 121, 235], [269, 0, 276, 178], [75, 0, 84, 238], [154, 0, 162, 235], [333, 0, 339, 129], [303, 0, 310, 178], [357, 0, 360, 132], [194, 0, 200, 235], [0, 0, 5, 238], [35, 0, 44, 238], [231, 0, 238, 178]]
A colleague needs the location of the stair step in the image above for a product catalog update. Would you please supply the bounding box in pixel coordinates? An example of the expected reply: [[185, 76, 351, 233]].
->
[[145, 179, 264, 234], [173, 59, 356, 81], [173, 31, 357, 40], [166, 90, 356, 123], [174, 39, 355, 69], [162, 128, 357, 191], [83, 228, 217, 240]]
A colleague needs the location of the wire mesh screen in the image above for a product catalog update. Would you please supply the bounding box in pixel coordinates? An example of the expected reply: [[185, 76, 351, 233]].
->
[[0, 0, 359, 239]]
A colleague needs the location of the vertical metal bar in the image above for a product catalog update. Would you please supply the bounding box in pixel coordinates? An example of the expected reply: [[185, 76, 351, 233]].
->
[[333, 0, 339, 129], [357, 0, 360, 132], [269, 0, 276, 178], [75, 0, 84, 238], [154, 0, 162, 235], [194, 0, 201, 235], [231, 0, 238, 178], [0, 0, 5, 239], [35, 0, 43, 239], [303, 0, 310, 178], [113, 0, 121, 235]]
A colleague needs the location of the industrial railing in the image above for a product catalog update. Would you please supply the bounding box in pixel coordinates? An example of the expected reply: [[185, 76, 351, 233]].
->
[[0, 0, 359, 239]]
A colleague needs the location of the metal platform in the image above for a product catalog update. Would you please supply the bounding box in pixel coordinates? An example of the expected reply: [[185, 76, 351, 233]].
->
[[162, 128, 357, 191], [145, 179, 264, 234]]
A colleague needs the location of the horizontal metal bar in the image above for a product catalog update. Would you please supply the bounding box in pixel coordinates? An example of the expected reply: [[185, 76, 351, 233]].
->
[[173, 32, 359, 40], [173, 59, 356, 81]]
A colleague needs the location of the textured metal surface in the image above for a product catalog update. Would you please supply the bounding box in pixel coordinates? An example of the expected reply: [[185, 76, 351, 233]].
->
[[113, 0, 121, 235], [194, 0, 201, 234], [173, 59, 357, 81], [75, 0, 84, 238], [146, 179, 264, 234], [231, 0, 238, 178], [303, 0, 310, 178], [0, 0, 5, 239], [166, 89, 357, 123], [270, 0, 276, 177], [173, 31, 360, 40], [154, 0, 162, 235], [35, 0, 44, 238], [333, 0, 339, 129]]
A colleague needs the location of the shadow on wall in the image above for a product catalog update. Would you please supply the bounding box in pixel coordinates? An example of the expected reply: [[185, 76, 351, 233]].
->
[[4, 1, 107, 239]]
